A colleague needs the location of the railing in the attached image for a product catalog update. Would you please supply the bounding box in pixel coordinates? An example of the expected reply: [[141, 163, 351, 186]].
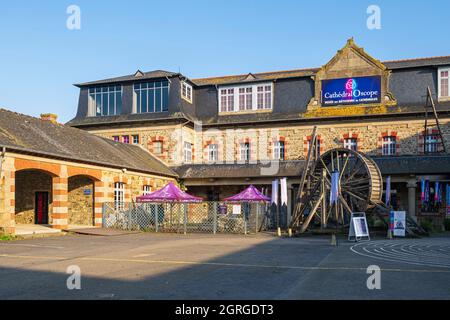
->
[[102, 201, 271, 235]]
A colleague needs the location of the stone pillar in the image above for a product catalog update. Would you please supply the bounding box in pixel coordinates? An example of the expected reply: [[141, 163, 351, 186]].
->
[[94, 180, 105, 227], [52, 176, 68, 229], [407, 179, 417, 222], [0, 157, 16, 235]]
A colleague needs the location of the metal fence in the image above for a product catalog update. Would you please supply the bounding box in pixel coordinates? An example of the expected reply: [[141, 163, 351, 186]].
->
[[102, 201, 271, 234]]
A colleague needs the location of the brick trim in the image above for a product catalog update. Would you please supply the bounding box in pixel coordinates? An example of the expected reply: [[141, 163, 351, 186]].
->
[[377, 130, 400, 156], [303, 135, 325, 157], [268, 136, 288, 160]]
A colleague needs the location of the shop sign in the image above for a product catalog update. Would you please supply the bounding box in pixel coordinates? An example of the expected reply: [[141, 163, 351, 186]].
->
[[321, 76, 381, 106]]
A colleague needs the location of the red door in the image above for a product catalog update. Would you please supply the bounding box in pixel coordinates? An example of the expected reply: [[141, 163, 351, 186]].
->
[[35, 192, 49, 224]]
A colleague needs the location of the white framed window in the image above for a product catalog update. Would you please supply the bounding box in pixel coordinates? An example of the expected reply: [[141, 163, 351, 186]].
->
[[239, 87, 253, 111], [240, 142, 250, 162], [382, 136, 396, 156], [218, 83, 273, 113], [344, 138, 357, 151], [257, 85, 272, 109], [88, 85, 122, 116], [143, 185, 152, 195], [184, 142, 192, 163], [425, 135, 438, 153], [181, 81, 193, 103], [273, 141, 285, 160], [153, 141, 163, 154], [220, 88, 234, 112], [114, 182, 125, 211], [208, 144, 218, 162], [438, 68, 449, 99], [132, 135, 139, 144]]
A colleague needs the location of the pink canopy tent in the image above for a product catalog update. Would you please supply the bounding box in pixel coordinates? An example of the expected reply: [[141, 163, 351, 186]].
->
[[224, 185, 271, 202], [136, 182, 203, 202]]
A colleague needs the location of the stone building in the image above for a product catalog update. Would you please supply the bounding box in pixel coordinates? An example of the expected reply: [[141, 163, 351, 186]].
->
[[0, 109, 177, 235], [66, 39, 450, 229]]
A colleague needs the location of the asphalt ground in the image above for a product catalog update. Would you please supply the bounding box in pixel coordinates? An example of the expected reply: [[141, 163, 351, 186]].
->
[[0, 232, 449, 299]]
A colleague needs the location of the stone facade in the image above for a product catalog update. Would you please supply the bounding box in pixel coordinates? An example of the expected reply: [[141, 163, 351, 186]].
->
[[87, 118, 450, 165]]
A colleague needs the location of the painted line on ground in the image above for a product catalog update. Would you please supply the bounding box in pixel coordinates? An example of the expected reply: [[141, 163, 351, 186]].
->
[[0, 243, 64, 249], [351, 240, 450, 269], [2, 253, 450, 274]]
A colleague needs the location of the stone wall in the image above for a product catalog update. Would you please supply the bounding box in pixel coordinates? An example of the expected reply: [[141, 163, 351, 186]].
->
[[68, 176, 94, 225], [88, 118, 450, 165], [92, 125, 183, 166]]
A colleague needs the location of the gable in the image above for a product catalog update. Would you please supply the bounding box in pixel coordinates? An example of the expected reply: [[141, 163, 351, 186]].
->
[[305, 38, 396, 117]]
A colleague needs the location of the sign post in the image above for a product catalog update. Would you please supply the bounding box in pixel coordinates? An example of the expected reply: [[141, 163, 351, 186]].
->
[[348, 212, 370, 242], [390, 211, 406, 237]]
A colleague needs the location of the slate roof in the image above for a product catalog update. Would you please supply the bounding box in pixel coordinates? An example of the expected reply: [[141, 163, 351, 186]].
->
[[192, 68, 318, 86], [65, 111, 189, 127], [173, 155, 450, 180], [75, 70, 179, 87], [0, 108, 178, 178], [372, 155, 450, 175], [383, 56, 450, 70], [192, 56, 450, 86], [174, 161, 306, 179]]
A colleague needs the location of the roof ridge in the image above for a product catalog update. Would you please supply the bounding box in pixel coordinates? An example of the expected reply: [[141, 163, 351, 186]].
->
[[192, 55, 450, 83], [192, 67, 319, 82], [382, 55, 450, 63]]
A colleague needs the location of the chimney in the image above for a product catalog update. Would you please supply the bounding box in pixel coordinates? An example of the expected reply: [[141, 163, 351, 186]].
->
[[40, 113, 58, 124]]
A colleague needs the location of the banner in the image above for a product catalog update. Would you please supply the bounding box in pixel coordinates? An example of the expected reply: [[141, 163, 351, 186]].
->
[[280, 178, 288, 206], [271, 180, 278, 205], [446, 184, 450, 216], [330, 171, 340, 204], [385, 176, 391, 206], [435, 182, 441, 203], [420, 178, 425, 202]]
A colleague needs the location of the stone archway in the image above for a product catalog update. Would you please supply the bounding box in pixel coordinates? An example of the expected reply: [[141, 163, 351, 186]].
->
[[68, 175, 96, 226], [15, 169, 55, 225]]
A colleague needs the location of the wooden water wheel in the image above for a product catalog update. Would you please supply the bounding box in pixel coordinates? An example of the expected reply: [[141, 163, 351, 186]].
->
[[291, 141, 383, 233], [314, 148, 383, 212]]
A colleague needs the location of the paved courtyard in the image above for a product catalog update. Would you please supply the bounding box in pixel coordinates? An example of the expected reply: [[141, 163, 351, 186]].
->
[[0, 232, 450, 300]]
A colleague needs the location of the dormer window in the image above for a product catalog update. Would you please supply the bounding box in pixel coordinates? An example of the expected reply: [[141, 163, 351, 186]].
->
[[88, 86, 122, 116], [438, 68, 449, 99], [133, 81, 169, 113], [219, 83, 273, 113], [181, 81, 193, 103]]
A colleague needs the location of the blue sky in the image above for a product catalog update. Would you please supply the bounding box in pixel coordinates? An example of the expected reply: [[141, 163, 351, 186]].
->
[[0, 0, 449, 122]]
